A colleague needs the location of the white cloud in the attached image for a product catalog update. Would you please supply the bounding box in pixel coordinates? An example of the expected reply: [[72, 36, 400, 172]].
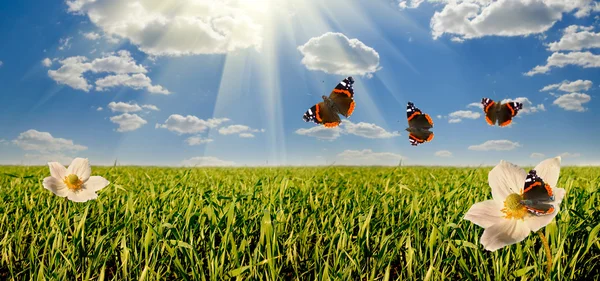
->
[[525, 51, 600, 76], [552, 92, 591, 112], [23, 153, 75, 166], [431, 0, 598, 41], [0, 60, 3, 67], [448, 110, 480, 123], [435, 150, 453, 157], [58, 37, 72, 50], [540, 79, 593, 92], [530, 152, 545, 158], [468, 140, 521, 151], [156, 115, 230, 134], [0, 139, 7, 144], [48, 56, 93, 91], [436, 115, 443, 119], [96, 107, 103, 111], [336, 149, 404, 166], [343, 121, 400, 139], [501, 97, 545, 114], [399, 0, 424, 9], [67, 0, 264, 56], [467, 102, 484, 109], [295, 126, 342, 141], [142, 104, 159, 111], [185, 136, 213, 146], [218, 125, 264, 137], [12, 129, 87, 152], [108, 101, 142, 113], [83, 32, 101, 40], [559, 152, 581, 158], [110, 113, 147, 132], [41, 58, 52, 67], [548, 25, 600, 51], [295, 121, 399, 140], [181, 156, 236, 167], [298, 32, 381, 77], [95, 73, 170, 94]]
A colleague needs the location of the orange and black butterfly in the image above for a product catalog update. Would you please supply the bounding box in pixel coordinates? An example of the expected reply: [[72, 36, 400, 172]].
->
[[481, 98, 523, 127], [406, 102, 434, 146], [302, 77, 356, 128]]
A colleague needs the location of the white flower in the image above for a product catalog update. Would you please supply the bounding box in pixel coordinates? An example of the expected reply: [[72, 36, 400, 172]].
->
[[42, 158, 109, 202], [464, 156, 566, 251]]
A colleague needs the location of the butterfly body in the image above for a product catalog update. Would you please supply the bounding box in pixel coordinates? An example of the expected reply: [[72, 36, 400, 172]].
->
[[406, 102, 434, 146], [521, 169, 556, 216], [481, 98, 523, 127], [303, 77, 356, 128]]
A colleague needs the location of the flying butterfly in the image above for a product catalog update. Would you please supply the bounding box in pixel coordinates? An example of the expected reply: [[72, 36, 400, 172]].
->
[[521, 170, 556, 216], [405, 102, 434, 146], [302, 77, 356, 128], [481, 98, 523, 127]]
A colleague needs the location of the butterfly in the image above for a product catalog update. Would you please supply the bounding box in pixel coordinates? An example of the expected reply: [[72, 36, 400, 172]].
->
[[521, 169, 556, 215], [302, 77, 356, 128], [481, 98, 523, 127], [405, 102, 434, 146]]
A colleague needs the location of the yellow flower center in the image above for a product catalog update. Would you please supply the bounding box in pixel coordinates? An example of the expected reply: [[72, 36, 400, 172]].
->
[[501, 193, 528, 220], [64, 174, 83, 191]]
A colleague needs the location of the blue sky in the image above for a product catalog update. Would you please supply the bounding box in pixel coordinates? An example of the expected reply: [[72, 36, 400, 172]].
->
[[1, 0, 599, 166]]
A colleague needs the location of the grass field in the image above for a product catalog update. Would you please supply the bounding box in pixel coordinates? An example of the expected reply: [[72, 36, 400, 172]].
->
[[1, 165, 599, 280]]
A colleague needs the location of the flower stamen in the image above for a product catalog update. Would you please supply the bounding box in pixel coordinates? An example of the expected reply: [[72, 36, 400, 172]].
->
[[64, 174, 83, 191], [501, 193, 528, 220]]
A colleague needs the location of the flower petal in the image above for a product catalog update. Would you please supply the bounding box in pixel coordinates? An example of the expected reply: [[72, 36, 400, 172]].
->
[[67, 158, 91, 182], [48, 162, 67, 180], [524, 187, 566, 232], [464, 200, 505, 228], [534, 156, 561, 188], [480, 219, 531, 251], [488, 160, 527, 202], [66, 189, 98, 203], [83, 176, 109, 192], [42, 176, 69, 197]]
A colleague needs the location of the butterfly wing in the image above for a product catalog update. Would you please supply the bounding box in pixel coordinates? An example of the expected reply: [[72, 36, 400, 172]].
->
[[523, 202, 555, 216], [482, 98, 498, 126], [317, 102, 341, 128], [329, 77, 355, 118], [496, 101, 522, 127], [522, 170, 554, 202], [408, 130, 434, 146]]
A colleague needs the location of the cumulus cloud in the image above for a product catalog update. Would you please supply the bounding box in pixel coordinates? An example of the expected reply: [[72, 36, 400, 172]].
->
[[501, 97, 545, 114], [12, 129, 87, 152], [399, 0, 425, 9], [218, 125, 264, 138], [108, 101, 142, 113], [156, 115, 230, 134], [110, 113, 147, 132], [142, 104, 159, 111], [181, 156, 236, 167], [185, 136, 213, 146], [431, 0, 598, 41], [435, 150, 453, 157], [467, 102, 484, 109], [96, 107, 103, 111], [548, 25, 600, 51], [468, 140, 521, 151], [298, 32, 381, 77], [47, 50, 169, 94], [448, 110, 480, 123], [336, 149, 404, 166], [552, 92, 591, 112], [41, 58, 52, 67], [525, 51, 600, 76], [295, 121, 399, 141], [530, 152, 545, 158], [67, 0, 264, 56], [540, 79, 593, 92]]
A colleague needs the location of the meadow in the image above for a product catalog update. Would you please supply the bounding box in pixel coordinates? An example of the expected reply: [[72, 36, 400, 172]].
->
[[0, 165, 599, 280]]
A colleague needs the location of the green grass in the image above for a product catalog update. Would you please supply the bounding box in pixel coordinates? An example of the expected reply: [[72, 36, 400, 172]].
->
[[1, 166, 599, 280]]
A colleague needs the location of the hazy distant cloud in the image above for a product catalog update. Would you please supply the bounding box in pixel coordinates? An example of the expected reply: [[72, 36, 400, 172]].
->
[[185, 136, 213, 146], [58, 37, 72, 50], [181, 156, 236, 167], [448, 110, 480, 123], [559, 152, 581, 158], [467, 102, 484, 110], [295, 126, 342, 141], [337, 149, 404, 166], [525, 51, 600, 76], [41, 58, 52, 67], [435, 150, 453, 157], [110, 113, 147, 132], [295, 121, 398, 141], [67, 0, 264, 56], [298, 32, 381, 77], [156, 114, 230, 134], [398, 0, 424, 9], [108, 101, 142, 113], [142, 104, 159, 111], [12, 129, 87, 152], [468, 140, 521, 151], [83, 32, 101, 40], [548, 25, 600, 51], [95, 73, 170, 94], [553, 93, 591, 112], [96, 107, 103, 111], [218, 125, 264, 138], [530, 153, 545, 158], [540, 79, 593, 92]]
